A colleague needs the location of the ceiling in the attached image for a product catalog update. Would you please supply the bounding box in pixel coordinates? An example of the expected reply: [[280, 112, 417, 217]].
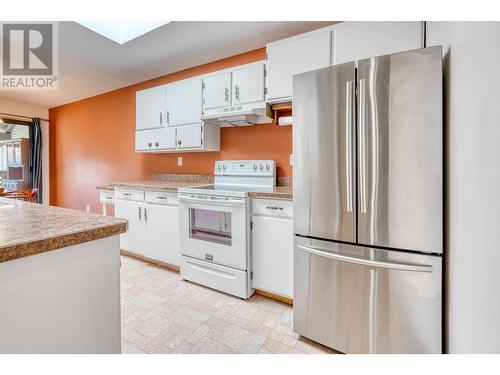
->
[[0, 21, 336, 109]]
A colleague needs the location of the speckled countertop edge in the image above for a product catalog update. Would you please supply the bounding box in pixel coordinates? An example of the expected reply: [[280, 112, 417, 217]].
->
[[0, 198, 128, 264]]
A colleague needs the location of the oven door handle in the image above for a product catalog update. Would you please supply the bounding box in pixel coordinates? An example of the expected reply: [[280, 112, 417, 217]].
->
[[179, 194, 246, 207]]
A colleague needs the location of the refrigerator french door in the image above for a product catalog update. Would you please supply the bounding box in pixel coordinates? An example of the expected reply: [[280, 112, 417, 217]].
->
[[293, 46, 443, 353]]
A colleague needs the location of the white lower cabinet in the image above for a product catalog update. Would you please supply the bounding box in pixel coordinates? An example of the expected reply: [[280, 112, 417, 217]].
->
[[114, 190, 180, 267], [145, 202, 180, 266], [251, 199, 294, 299], [115, 199, 145, 255]]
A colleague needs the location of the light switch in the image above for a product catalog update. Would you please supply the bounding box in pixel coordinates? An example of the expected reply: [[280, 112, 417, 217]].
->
[[289, 154, 294, 166], [178, 157, 183, 166]]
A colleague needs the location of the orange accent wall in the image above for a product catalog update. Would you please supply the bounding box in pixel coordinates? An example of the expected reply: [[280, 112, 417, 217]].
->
[[49, 48, 292, 212]]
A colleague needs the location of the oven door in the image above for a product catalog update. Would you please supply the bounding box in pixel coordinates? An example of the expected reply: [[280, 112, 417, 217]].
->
[[179, 193, 248, 270]]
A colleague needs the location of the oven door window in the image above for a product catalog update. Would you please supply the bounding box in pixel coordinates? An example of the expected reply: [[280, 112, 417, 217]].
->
[[189, 208, 232, 246]]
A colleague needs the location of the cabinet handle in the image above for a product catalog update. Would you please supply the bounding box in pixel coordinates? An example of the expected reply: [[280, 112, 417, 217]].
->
[[157, 196, 168, 200], [160, 112, 163, 125], [123, 192, 132, 197], [144, 207, 148, 222], [266, 206, 284, 211], [138, 206, 142, 220], [155, 142, 159, 147], [166, 111, 170, 125], [224, 87, 229, 102], [148, 142, 152, 148], [235, 85, 240, 101]]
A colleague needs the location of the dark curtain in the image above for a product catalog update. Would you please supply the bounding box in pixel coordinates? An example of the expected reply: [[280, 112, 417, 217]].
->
[[30, 118, 43, 203]]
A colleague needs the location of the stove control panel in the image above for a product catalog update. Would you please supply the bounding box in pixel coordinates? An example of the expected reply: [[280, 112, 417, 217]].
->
[[214, 160, 276, 177]]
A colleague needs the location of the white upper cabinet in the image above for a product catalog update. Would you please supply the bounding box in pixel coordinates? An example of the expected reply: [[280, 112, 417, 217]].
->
[[202, 72, 232, 110], [135, 129, 155, 152], [154, 127, 176, 150], [266, 30, 332, 103], [333, 22, 423, 65], [176, 123, 202, 149], [166, 78, 202, 126], [136, 86, 167, 130], [231, 62, 265, 105]]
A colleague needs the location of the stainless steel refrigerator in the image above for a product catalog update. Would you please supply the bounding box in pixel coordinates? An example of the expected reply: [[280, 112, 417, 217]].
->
[[293, 46, 443, 354]]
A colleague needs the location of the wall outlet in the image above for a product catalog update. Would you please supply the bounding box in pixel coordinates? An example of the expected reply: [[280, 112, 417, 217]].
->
[[289, 154, 294, 166], [178, 157, 183, 166]]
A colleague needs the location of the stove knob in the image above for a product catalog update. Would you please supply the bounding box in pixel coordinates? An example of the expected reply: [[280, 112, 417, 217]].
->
[[253, 164, 258, 171], [223, 164, 227, 170], [217, 165, 221, 171], [259, 164, 264, 170], [266, 164, 270, 170]]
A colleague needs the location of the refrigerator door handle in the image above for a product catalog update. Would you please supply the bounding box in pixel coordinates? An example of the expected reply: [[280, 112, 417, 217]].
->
[[346, 80, 354, 213], [297, 244, 433, 273], [358, 78, 368, 213]]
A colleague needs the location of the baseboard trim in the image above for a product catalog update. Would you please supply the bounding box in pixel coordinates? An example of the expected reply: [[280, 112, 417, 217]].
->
[[120, 250, 180, 272], [255, 289, 293, 306]]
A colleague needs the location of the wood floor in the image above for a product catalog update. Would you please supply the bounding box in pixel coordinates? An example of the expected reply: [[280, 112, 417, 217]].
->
[[120, 255, 335, 354]]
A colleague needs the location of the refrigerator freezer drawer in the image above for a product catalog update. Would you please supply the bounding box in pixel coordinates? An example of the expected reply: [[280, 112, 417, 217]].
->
[[293, 236, 442, 353]]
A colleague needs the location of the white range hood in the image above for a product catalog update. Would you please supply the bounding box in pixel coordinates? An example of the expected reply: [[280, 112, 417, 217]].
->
[[201, 102, 273, 127]]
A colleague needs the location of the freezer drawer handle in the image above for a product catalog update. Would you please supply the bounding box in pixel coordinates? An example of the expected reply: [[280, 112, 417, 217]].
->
[[297, 245, 433, 273]]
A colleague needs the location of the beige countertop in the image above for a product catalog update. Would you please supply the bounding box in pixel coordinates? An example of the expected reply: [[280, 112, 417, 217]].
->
[[100, 180, 293, 200], [0, 198, 127, 263], [248, 186, 293, 200]]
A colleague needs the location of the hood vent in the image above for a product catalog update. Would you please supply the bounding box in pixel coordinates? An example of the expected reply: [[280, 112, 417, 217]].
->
[[201, 102, 273, 127]]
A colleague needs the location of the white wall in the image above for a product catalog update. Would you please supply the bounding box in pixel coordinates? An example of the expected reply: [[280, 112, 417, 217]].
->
[[0, 99, 50, 204], [427, 22, 500, 353]]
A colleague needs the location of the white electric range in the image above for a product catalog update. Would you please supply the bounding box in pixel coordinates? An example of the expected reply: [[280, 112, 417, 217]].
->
[[178, 160, 276, 299]]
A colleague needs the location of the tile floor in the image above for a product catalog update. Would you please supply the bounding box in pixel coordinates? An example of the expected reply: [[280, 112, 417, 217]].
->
[[120, 255, 335, 354]]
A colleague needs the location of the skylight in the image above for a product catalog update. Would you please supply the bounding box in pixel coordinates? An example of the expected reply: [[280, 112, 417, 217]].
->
[[77, 21, 170, 45]]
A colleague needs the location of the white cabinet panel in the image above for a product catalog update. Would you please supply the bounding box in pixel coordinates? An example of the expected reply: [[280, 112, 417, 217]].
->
[[154, 127, 176, 150], [202, 72, 232, 110], [166, 78, 202, 126], [333, 22, 423, 65], [136, 86, 167, 130], [135, 130, 155, 152], [232, 62, 265, 105], [145, 203, 180, 267], [176, 123, 202, 149], [115, 199, 145, 255], [251, 215, 294, 298], [266, 31, 331, 102]]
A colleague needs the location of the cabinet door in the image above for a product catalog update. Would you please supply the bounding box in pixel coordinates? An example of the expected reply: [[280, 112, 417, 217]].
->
[[115, 200, 145, 255], [154, 127, 176, 150], [252, 215, 294, 298], [202, 72, 232, 110], [176, 123, 202, 149], [145, 203, 180, 266], [136, 86, 167, 130], [232, 62, 265, 105], [266, 31, 331, 102], [333, 21, 423, 65], [135, 130, 155, 152], [166, 78, 202, 126]]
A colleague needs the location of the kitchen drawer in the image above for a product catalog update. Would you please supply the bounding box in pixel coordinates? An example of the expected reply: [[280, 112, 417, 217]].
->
[[252, 198, 293, 218], [114, 188, 144, 202], [99, 189, 114, 204], [145, 190, 178, 205]]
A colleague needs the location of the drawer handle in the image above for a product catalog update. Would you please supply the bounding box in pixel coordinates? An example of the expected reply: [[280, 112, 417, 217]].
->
[[266, 206, 283, 211], [123, 193, 132, 197], [157, 196, 168, 200]]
